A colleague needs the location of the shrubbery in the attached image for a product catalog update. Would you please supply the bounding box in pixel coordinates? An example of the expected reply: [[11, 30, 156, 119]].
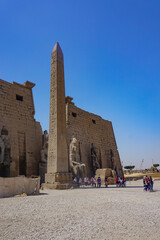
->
[[153, 164, 159, 168], [124, 165, 135, 170]]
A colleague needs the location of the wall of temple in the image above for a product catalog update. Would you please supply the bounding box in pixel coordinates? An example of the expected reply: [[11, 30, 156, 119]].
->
[[0, 79, 42, 177], [66, 98, 123, 177]]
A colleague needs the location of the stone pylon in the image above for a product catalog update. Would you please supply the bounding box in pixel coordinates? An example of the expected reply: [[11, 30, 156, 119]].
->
[[45, 42, 72, 189]]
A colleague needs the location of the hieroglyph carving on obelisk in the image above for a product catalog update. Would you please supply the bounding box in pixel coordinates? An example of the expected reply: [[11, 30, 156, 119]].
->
[[45, 42, 73, 189], [47, 42, 68, 173]]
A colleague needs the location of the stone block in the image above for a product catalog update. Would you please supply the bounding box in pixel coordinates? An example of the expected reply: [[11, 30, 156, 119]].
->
[[44, 172, 73, 190], [0, 176, 40, 198]]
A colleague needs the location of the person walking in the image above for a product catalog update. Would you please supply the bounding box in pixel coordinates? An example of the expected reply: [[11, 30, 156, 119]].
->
[[116, 176, 119, 187], [77, 176, 80, 188], [123, 177, 126, 187], [94, 177, 96, 187], [84, 177, 88, 186], [119, 177, 123, 187], [79, 177, 82, 187], [144, 177, 149, 191], [149, 176, 153, 191], [97, 176, 101, 188], [105, 176, 108, 187]]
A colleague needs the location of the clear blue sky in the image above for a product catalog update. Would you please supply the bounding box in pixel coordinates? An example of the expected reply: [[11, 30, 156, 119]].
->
[[0, 0, 160, 169]]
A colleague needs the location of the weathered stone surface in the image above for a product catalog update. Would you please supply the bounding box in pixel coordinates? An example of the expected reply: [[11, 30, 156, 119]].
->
[[66, 99, 123, 177], [0, 126, 12, 177], [0, 79, 42, 177], [45, 42, 72, 188], [69, 137, 85, 177], [95, 168, 116, 184], [0, 176, 40, 198], [44, 172, 72, 189], [47, 42, 68, 174], [39, 130, 48, 184], [45, 42, 123, 185]]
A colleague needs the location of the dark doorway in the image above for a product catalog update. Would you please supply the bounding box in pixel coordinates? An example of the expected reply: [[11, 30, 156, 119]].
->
[[18, 132, 26, 176]]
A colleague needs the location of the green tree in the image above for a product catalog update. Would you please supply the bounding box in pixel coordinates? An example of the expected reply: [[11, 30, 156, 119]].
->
[[153, 164, 159, 168], [124, 165, 135, 170]]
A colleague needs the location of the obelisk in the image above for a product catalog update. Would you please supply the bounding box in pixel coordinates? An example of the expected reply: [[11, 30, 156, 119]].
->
[[45, 42, 72, 189]]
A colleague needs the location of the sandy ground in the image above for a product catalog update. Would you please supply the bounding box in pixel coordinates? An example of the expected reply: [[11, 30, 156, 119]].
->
[[124, 172, 160, 178], [0, 180, 160, 240]]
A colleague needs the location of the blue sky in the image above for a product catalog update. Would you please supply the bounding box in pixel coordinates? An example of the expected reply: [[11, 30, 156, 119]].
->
[[0, 0, 160, 169]]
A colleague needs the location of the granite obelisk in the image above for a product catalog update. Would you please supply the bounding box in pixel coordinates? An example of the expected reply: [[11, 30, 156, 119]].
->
[[45, 42, 72, 189]]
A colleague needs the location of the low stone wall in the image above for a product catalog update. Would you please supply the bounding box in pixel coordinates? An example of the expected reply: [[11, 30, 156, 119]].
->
[[0, 176, 40, 198]]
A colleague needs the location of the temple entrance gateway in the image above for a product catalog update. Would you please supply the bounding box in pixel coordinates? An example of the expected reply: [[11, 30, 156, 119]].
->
[[44, 42, 123, 187]]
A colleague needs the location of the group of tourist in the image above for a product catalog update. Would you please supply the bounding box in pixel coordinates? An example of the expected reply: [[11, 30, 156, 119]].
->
[[116, 176, 126, 187], [73, 175, 155, 191], [73, 176, 102, 188], [143, 176, 154, 191], [73, 176, 127, 188]]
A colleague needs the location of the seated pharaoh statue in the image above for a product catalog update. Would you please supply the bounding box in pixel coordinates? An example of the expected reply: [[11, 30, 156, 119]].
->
[[69, 137, 85, 177], [0, 126, 12, 177]]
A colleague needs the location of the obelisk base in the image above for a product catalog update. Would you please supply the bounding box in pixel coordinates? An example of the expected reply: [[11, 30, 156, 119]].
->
[[43, 172, 74, 189]]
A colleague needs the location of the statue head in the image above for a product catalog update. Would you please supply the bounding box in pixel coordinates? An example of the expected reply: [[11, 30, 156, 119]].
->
[[91, 143, 96, 149], [44, 130, 48, 135], [71, 137, 78, 145], [1, 126, 8, 136]]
